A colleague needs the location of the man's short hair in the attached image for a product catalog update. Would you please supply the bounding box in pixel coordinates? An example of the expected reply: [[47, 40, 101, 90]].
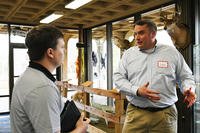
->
[[25, 25, 64, 61], [134, 19, 157, 32]]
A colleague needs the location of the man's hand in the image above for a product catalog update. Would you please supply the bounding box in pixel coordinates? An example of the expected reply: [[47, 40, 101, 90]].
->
[[137, 82, 160, 101], [183, 88, 196, 108], [71, 112, 90, 133]]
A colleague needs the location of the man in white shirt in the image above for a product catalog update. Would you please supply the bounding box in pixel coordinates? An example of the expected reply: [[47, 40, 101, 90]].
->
[[114, 19, 196, 133]]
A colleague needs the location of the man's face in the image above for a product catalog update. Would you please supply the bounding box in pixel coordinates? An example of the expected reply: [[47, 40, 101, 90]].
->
[[52, 38, 65, 67], [134, 24, 156, 50]]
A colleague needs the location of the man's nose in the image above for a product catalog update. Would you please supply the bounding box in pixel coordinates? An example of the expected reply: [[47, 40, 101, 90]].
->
[[135, 34, 140, 40]]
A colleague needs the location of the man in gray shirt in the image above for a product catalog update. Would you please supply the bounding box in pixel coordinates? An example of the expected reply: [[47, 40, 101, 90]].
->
[[10, 25, 90, 133]]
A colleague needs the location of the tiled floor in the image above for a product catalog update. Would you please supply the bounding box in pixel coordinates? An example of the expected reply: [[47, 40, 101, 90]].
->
[[0, 115, 10, 133]]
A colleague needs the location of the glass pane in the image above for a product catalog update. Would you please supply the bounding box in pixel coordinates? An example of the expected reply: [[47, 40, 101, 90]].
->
[[61, 30, 79, 85], [112, 44, 120, 89], [14, 77, 18, 84], [156, 30, 175, 47], [92, 25, 107, 89], [112, 17, 134, 88], [67, 38, 78, 85], [14, 49, 29, 76], [10, 25, 32, 43], [194, 44, 200, 132], [0, 24, 9, 95], [52, 71, 56, 75], [0, 97, 9, 112], [67, 90, 77, 100], [92, 25, 107, 105]]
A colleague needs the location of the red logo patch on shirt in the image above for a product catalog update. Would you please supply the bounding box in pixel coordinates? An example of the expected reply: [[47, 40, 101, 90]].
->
[[157, 61, 168, 68]]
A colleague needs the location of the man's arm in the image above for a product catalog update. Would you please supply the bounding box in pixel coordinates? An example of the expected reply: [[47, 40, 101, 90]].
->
[[114, 53, 139, 96], [176, 51, 196, 107]]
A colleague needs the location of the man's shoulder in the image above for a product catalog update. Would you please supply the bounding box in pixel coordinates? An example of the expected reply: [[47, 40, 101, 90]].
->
[[124, 46, 138, 54], [120, 46, 138, 59], [14, 68, 59, 100], [157, 44, 178, 52]]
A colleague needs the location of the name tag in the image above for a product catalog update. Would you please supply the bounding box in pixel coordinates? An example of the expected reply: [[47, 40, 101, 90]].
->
[[157, 61, 168, 68]]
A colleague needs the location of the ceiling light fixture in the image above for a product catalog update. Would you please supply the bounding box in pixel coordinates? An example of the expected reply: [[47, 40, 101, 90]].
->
[[40, 12, 63, 24], [65, 0, 92, 9]]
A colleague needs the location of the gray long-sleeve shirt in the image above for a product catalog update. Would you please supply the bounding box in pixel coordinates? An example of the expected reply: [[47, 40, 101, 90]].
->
[[114, 44, 195, 108]]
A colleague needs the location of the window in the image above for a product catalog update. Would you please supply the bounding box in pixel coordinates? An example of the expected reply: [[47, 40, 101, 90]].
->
[[156, 30, 174, 47], [10, 25, 30, 83], [91, 25, 107, 105], [92, 25, 107, 89], [194, 44, 200, 132], [66, 37, 78, 84], [112, 17, 134, 88], [0, 24, 9, 113], [13, 49, 29, 83], [61, 30, 79, 99]]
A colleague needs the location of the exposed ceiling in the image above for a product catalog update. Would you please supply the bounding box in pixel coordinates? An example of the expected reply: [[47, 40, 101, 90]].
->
[[0, 0, 174, 30]]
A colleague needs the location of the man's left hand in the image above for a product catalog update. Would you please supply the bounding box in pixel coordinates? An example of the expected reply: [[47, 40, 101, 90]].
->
[[183, 88, 196, 108]]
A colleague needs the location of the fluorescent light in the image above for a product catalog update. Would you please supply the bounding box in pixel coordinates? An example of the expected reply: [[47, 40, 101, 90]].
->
[[65, 0, 92, 9], [40, 12, 63, 24]]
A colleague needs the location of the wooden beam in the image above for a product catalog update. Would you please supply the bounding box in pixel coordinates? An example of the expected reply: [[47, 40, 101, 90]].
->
[[30, 0, 61, 21], [68, 84, 124, 100], [5, 0, 28, 20], [74, 101, 125, 124], [81, 81, 93, 86]]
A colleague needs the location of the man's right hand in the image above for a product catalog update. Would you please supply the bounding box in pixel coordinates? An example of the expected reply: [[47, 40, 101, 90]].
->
[[71, 112, 90, 133], [137, 82, 161, 101]]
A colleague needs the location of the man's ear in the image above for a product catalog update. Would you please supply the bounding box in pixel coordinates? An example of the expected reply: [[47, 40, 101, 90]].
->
[[151, 31, 156, 38], [47, 48, 54, 58]]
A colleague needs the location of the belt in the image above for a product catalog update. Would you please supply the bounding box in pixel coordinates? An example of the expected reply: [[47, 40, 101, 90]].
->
[[130, 103, 171, 112]]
